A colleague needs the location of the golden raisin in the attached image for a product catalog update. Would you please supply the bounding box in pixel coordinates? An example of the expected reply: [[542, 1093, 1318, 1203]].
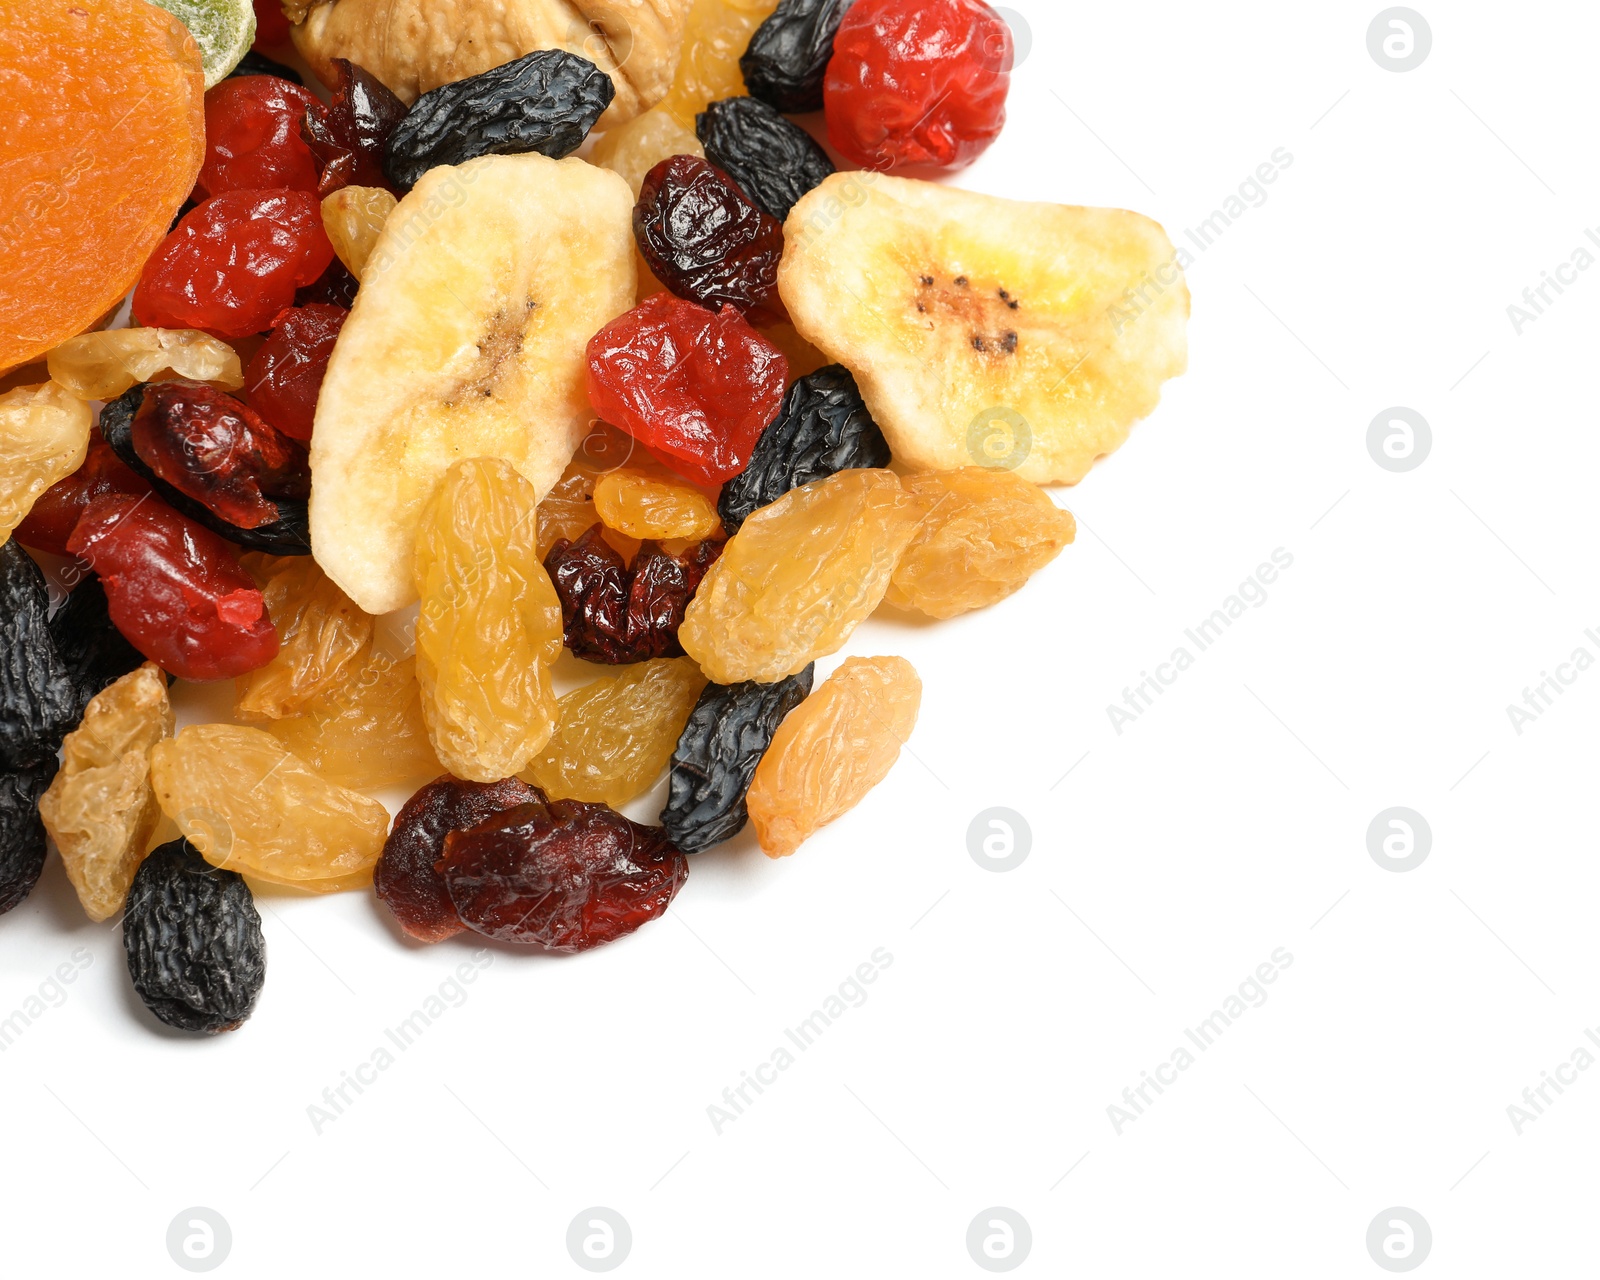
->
[[658, 0, 780, 126], [535, 422, 650, 559], [679, 468, 919, 684], [746, 656, 921, 858], [150, 723, 390, 891], [594, 468, 722, 542], [38, 663, 173, 920], [523, 657, 707, 806], [0, 382, 91, 544], [320, 185, 397, 281], [234, 556, 373, 720], [46, 328, 243, 401], [415, 457, 563, 783], [885, 468, 1077, 619], [592, 107, 705, 198]]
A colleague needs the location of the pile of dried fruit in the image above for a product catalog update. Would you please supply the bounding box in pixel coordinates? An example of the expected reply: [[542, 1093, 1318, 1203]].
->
[[0, 0, 1187, 1034]]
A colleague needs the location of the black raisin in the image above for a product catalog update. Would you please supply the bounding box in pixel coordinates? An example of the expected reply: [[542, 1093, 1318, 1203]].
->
[[100, 385, 312, 556], [383, 49, 615, 190], [0, 763, 53, 916], [123, 839, 266, 1034], [634, 155, 785, 320], [696, 96, 835, 221], [661, 666, 815, 853], [48, 575, 145, 726], [717, 365, 892, 534], [0, 541, 76, 769], [227, 51, 304, 84], [740, 0, 854, 113]]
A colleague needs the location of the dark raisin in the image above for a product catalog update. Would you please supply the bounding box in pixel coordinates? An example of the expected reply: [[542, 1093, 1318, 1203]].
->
[[384, 49, 615, 190], [0, 762, 53, 916], [100, 385, 312, 556], [546, 525, 722, 665], [0, 541, 76, 769], [300, 58, 408, 196], [227, 50, 305, 85], [740, 0, 854, 113], [661, 666, 814, 853], [439, 798, 687, 951], [294, 256, 361, 309], [696, 96, 835, 221], [717, 365, 892, 533], [48, 575, 146, 725], [122, 838, 266, 1034], [376, 775, 544, 943], [634, 155, 785, 320]]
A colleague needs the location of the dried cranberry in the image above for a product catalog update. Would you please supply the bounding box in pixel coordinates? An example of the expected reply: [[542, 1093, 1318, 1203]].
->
[[130, 382, 309, 530], [251, 0, 292, 47], [67, 495, 280, 681], [133, 190, 335, 339], [300, 58, 409, 197], [243, 303, 347, 442], [197, 77, 322, 197], [546, 525, 721, 665], [438, 798, 687, 951], [585, 294, 788, 487], [377, 776, 544, 943], [634, 155, 785, 321], [15, 434, 152, 556], [824, 0, 1013, 171]]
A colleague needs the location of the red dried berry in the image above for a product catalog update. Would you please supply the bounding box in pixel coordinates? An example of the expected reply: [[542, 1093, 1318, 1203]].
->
[[635, 155, 785, 321], [252, 0, 292, 47], [546, 525, 722, 665], [585, 294, 788, 487], [130, 382, 309, 530], [243, 303, 347, 442], [67, 495, 280, 681], [294, 257, 360, 310], [438, 798, 688, 951], [15, 434, 152, 557], [300, 58, 409, 197], [197, 76, 322, 197], [376, 776, 544, 944], [824, 0, 1013, 172], [133, 190, 335, 339]]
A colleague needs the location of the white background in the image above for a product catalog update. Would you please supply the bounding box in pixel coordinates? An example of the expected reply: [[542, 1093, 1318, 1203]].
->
[[4, 0, 1596, 1274]]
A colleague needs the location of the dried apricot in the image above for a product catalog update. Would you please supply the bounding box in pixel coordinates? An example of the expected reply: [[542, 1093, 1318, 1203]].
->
[[46, 330, 244, 402], [594, 469, 722, 542], [0, 0, 205, 372], [0, 383, 92, 545], [234, 556, 372, 720], [746, 655, 920, 857]]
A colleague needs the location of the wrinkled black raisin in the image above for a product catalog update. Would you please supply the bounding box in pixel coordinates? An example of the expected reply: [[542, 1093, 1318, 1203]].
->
[[635, 155, 785, 319], [696, 96, 835, 221], [740, 0, 854, 113], [661, 666, 814, 853], [48, 575, 146, 726], [123, 839, 266, 1034], [718, 365, 892, 534], [227, 51, 304, 84], [384, 50, 615, 190], [100, 385, 312, 556], [0, 763, 53, 916], [0, 541, 76, 769]]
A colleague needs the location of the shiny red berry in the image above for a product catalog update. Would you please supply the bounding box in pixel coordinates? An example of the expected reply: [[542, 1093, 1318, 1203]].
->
[[14, 435, 152, 557], [252, 0, 292, 46], [825, 0, 1013, 172], [197, 77, 322, 197], [243, 303, 347, 442]]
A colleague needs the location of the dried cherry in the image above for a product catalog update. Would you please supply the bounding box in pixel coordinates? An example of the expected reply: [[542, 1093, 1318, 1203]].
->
[[661, 666, 815, 853], [634, 155, 785, 318], [546, 525, 721, 665], [250, 0, 293, 49], [243, 304, 347, 442], [48, 575, 146, 726], [67, 495, 281, 682], [130, 382, 310, 530], [123, 838, 266, 1034], [375, 776, 543, 944], [439, 798, 688, 952], [15, 433, 151, 557], [824, 0, 1013, 171], [0, 540, 77, 768], [384, 50, 616, 190], [0, 763, 53, 916], [696, 96, 835, 221], [718, 365, 892, 533], [742, 0, 854, 112], [197, 76, 322, 197], [133, 190, 335, 340], [586, 294, 789, 487], [300, 58, 408, 197]]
